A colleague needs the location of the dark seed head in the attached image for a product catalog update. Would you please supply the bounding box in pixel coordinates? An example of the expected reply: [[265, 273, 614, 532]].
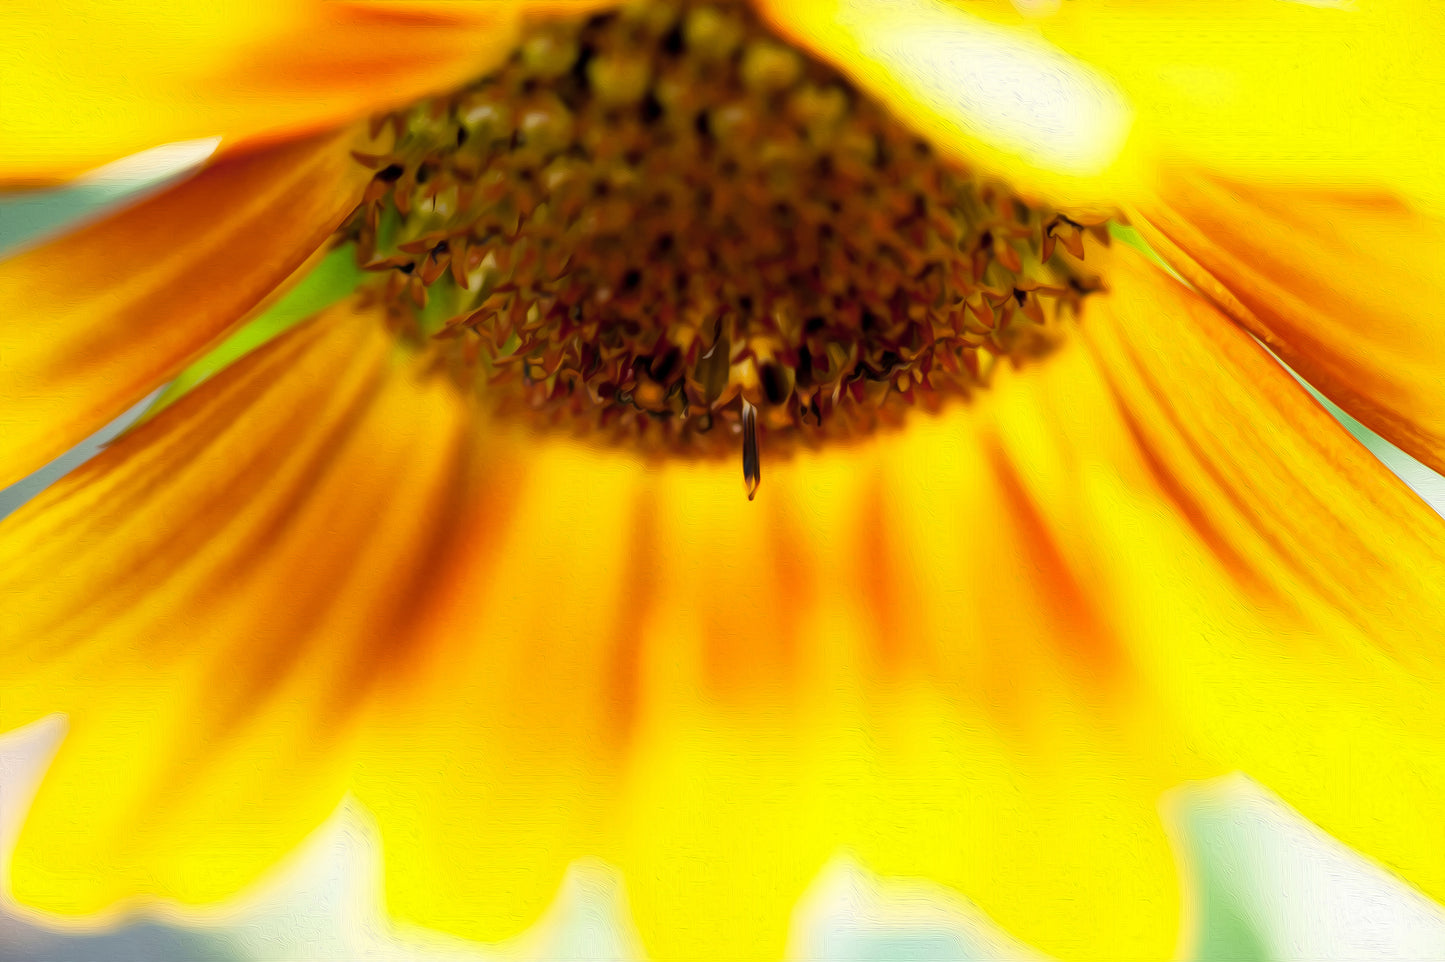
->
[[760, 362, 789, 405], [340, 0, 1101, 464]]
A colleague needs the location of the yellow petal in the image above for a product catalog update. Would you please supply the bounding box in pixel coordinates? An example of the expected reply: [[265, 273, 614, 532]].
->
[[0, 1, 520, 184], [7, 246, 1445, 960], [1, 297, 480, 913], [1130, 168, 1445, 479], [0, 129, 371, 491], [754, 0, 1139, 210], [1020, 0, 1445, 210], [760, 0, 1445, 209], [356, 247, 1445, 959]]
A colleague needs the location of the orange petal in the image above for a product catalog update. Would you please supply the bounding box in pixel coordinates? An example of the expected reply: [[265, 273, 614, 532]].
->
[[1129, 168, 1445, 479], [0, 1, 522, 185], [0, 128, 374, 491], [1, 297, 483, 913]]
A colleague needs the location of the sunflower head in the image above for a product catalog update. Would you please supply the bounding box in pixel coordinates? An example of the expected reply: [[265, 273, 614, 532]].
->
[[342, 0, 1104, 490], [6, 1, 1445, 961]]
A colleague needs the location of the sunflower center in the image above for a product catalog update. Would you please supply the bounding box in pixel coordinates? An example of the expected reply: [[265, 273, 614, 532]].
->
[[337, 0, 1102, 496]]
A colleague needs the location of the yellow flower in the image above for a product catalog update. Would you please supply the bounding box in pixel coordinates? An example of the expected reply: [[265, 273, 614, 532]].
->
[[3, 0, 1445, 960]]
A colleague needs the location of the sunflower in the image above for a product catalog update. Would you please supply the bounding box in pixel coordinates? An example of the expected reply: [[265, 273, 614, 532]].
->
[[4, 0, 1445, 959]]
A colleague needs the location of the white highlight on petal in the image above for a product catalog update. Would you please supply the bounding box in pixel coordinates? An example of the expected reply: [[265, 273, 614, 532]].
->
[[0, 138, 221, 258], [1010, 0, 1062, 18], [0, 717, 644, 962], [787, 856, 1055, 961], [1166, 774, 1445, 961], [0, 715, 66, 881], [8, 718, 1445, 962], [837, 0, 1132, 177], [79, 138, 220, 189]]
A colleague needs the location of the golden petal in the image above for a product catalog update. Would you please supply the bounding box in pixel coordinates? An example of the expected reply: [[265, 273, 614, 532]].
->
[[1131, 167, 1445, 478], [754, 0, 1139, 210], [7, 247, 1445, 961], [2, 297, 481, 912], [0, 0, 522, 184], [358, 248, 1445, 959], [0, 128, 372, 490], [1021, 0, 1445, 209]]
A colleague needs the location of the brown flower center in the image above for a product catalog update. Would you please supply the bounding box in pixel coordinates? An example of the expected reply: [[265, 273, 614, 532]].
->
[[336, 0, 1105, 497]]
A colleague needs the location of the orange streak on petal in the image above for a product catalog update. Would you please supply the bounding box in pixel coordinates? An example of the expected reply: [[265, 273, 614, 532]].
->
[[981, 436, 1118, 680], [356, 438, 646, 943], [1076, 246, 1445, 668], [0, 128, 373, 490], [761, 493, 815, 684], [1110, 398, 1285, 608], [600, 487, 660, 754], [2, 297, 489, 916], [1131, 169, 1445, 479], [854, 472, 915, 677]]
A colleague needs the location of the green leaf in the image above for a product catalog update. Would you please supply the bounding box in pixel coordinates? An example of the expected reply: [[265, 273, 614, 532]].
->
[[137, 244, 366, 424]]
